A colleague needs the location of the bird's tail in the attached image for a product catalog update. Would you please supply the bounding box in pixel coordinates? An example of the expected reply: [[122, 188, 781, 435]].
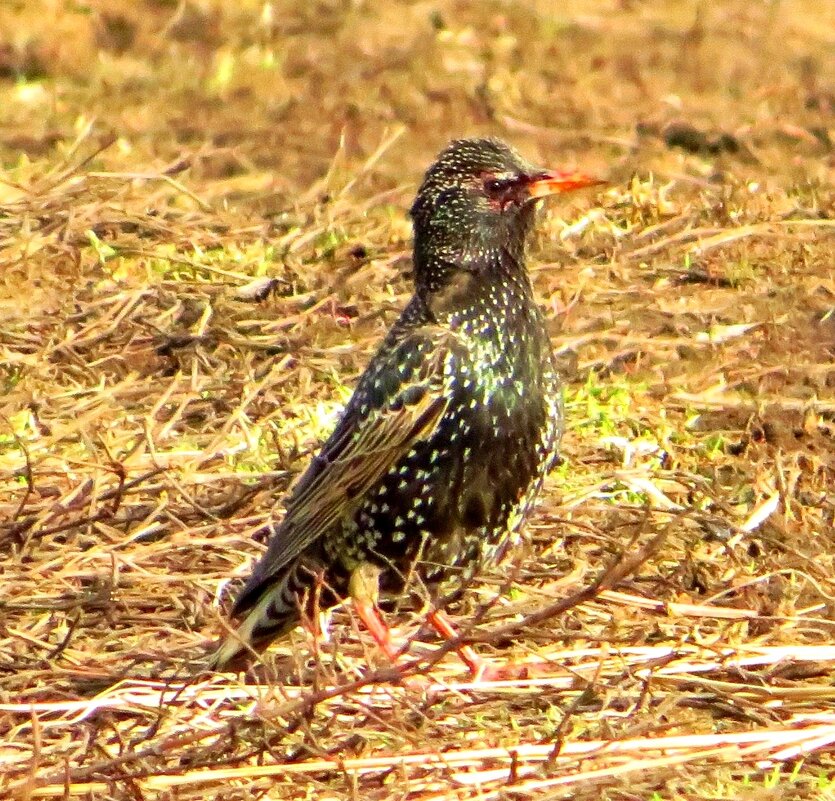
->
[[209, 580, 300, 671]]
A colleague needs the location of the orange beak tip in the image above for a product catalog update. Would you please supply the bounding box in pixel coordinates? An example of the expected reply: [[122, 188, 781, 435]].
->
[[527, 171, 608, 198]]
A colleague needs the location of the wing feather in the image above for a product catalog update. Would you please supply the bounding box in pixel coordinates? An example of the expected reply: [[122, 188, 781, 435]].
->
[[232, 327, 459, 616]]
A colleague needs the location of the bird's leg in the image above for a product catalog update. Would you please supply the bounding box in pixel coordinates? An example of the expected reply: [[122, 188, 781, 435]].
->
[[428, 609, 555, 681], [348, 566, 545, 682], [427, 609, 491, 681], [348, 562, 400, 661]]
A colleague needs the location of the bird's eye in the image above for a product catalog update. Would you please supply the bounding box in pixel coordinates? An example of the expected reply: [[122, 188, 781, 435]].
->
[[483, 176, 516, 196]]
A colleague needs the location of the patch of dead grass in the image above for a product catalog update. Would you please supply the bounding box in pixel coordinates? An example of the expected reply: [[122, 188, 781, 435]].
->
[[1, 1, 834, 799]]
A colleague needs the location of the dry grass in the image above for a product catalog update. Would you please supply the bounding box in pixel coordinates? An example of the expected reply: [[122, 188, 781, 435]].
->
[[1, 1, 834, 799]]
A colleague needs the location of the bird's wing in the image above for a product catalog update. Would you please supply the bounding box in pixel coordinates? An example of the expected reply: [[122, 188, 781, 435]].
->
[[232, 326, 459, 615]]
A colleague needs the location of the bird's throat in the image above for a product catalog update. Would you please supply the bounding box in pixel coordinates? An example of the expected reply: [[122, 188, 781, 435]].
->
[[423, 251, 535, 334]]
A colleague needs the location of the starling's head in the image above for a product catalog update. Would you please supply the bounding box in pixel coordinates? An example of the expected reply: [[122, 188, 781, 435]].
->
[[410, 138, 602, 287]]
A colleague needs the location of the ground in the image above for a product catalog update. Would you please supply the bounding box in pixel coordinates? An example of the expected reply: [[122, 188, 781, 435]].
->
[[1, 1, 834, 799]]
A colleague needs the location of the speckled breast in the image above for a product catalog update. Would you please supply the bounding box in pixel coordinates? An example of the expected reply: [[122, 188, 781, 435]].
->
[[333, 308, 563, 597]]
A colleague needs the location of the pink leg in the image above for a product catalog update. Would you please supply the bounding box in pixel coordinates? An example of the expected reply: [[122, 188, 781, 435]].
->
[[348, 565, 551, 681], [352, 598, 401, 662], [428, 609, 556, 681], [427, 609, 492, 680]]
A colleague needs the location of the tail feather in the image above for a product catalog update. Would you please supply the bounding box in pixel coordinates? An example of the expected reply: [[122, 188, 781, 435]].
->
[[210, 581, 300, 670]]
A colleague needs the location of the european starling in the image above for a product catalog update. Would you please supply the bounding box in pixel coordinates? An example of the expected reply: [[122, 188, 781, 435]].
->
[[212, 137, 602, 672]]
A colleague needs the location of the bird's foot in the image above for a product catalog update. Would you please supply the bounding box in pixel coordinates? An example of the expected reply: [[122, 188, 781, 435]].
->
[[426, 610, 554, 683], [464, 658, 554, 683], [352, 594, 554, 687]]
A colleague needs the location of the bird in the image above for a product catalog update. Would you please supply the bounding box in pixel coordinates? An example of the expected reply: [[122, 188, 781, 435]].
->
[[211, 137, 603, 675]]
